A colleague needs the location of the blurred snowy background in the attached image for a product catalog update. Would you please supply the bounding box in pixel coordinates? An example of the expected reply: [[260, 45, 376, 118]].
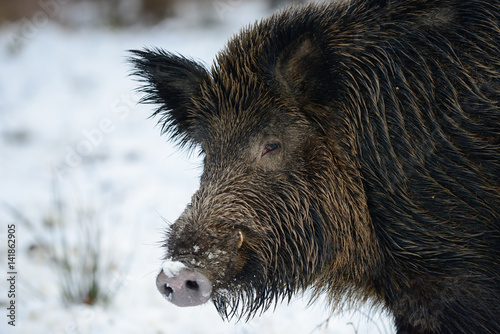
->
[[0, 0, 394, 333]]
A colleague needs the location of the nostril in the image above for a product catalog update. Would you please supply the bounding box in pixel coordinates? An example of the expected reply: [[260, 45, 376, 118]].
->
[[185, 280, 199, 291], [163, 285, 174, 297]]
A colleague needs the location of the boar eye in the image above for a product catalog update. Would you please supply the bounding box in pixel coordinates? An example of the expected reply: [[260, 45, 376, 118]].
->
[[261, 143, 281, 157]]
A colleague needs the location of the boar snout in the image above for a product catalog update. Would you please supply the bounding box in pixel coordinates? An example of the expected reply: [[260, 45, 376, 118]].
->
[[156, 268, 212, 307]]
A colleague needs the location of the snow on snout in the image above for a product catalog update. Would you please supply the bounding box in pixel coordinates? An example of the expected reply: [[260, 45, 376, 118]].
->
[[161, 259, 186, 278]]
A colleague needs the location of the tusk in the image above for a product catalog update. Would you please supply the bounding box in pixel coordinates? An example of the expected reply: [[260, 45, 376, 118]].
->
[[237, 230, 244, 249]]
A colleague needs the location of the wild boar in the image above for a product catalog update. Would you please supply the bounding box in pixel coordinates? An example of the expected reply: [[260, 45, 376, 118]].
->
[[130, 0, 500, 333]]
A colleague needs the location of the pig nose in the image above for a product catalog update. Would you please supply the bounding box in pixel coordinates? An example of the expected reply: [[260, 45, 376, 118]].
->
[[156, 268, 212, 307]]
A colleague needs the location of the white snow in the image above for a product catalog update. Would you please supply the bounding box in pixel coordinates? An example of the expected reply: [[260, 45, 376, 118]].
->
[[0, 1, 394, 333], [161, 259, 186, 278]]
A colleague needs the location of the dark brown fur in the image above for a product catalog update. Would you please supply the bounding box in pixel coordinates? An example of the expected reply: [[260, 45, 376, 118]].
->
[[130, 0, 500, 333]]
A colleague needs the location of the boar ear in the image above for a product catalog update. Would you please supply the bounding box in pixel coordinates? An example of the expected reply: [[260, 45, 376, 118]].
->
[[274, 36, 331, 106], [129, 48, 209, 148]]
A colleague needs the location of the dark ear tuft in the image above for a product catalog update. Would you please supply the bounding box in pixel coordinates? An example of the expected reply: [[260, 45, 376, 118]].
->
[[274, 36, 331, 106], [128, 48, 209, 148]]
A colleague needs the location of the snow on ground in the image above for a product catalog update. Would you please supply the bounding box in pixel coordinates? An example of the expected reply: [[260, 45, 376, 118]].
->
[[0, 1, 394, 333]]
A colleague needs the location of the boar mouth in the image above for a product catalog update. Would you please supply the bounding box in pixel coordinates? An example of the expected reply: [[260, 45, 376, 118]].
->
[[157, 243, 276, 320], [210, 258, 294, 321]]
